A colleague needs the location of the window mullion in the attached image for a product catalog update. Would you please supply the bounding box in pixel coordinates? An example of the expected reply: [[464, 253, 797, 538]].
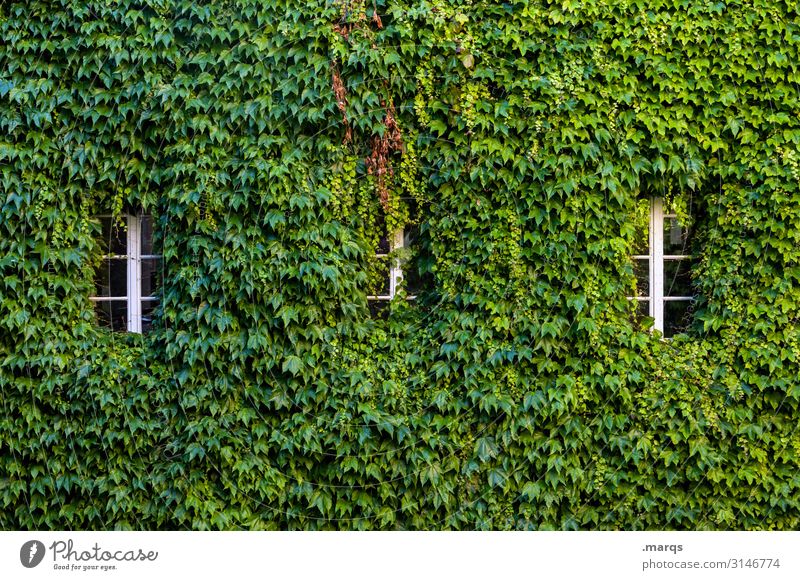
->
[[651, 197, 664, 332], [127, 214, 142, 333]]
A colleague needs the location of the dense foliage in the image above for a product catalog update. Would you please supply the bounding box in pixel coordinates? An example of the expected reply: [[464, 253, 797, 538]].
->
[[2, 0, 800, 529]]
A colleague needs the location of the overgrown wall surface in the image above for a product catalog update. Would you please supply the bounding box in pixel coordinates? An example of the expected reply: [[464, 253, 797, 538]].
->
[[2, 0, 800, 529]]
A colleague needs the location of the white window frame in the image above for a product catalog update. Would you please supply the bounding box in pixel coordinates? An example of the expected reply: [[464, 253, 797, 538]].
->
[[90, 213, 159, 333], [631, 196, 694, 334], [367, 228, 404, 301]]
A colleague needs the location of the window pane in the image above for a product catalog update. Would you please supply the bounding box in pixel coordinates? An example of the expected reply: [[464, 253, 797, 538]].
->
[[637, 299, 650, 320], [631, 198, 650, 255], [631, 299, 651, 328], [404, 260, 423, 296], [141, 258, 162, 297], [376, 234, 390, 255], [368, 300, 389, 319], [664, 258, 693, 297], [633, 258, 649, 296], [403, 224, 418, 249], [95, 258, 127, 298], [663, 217, 692, 255], [373, 212, 390, 254], [141, 215, 155, 255], [368, 257, 391, 297], [95, 300, 128, 332], [141, 300, 157, 333], [99, 217, 127, 255], [664, 300, 693, 337]]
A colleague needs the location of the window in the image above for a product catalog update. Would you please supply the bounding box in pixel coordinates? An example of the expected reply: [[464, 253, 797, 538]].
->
[[630, 196, 695, 337], [91, 213, 161, 333], [367, 228, 405, 316]]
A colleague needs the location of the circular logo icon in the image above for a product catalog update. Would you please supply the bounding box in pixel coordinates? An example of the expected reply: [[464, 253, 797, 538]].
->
[[20, 540, 46, 568]]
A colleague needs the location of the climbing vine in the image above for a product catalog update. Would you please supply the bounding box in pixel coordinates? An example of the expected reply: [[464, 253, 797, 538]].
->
[[1, 0, 800, 530]]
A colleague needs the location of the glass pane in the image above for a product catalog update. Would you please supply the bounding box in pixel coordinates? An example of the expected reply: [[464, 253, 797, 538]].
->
[[99, 217, 127, 255], [368, 257, 391, 297], [404, 260, 423, 296], [377, 234, 391, 255], [664, 300, 693, 338], [95, 258, 127, 298], [141, 300, 157, 333], [664, 258, 693, 297], [141, 258, 162, 297], [631, 299, 652, 329], [631, 198, 650, 255], [368, 300, 389, 319], [663, 217, 692, 255], [637, 299, 650, 320], [633, 259, 649, 296], [141, 215, 155, 255], [403, 224, 418, 249], [95, 300, 128, 332], [373, 211, 390, 254]]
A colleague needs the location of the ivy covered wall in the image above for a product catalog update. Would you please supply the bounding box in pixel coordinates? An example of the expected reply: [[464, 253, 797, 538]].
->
[[1, 0, 800, 529]]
